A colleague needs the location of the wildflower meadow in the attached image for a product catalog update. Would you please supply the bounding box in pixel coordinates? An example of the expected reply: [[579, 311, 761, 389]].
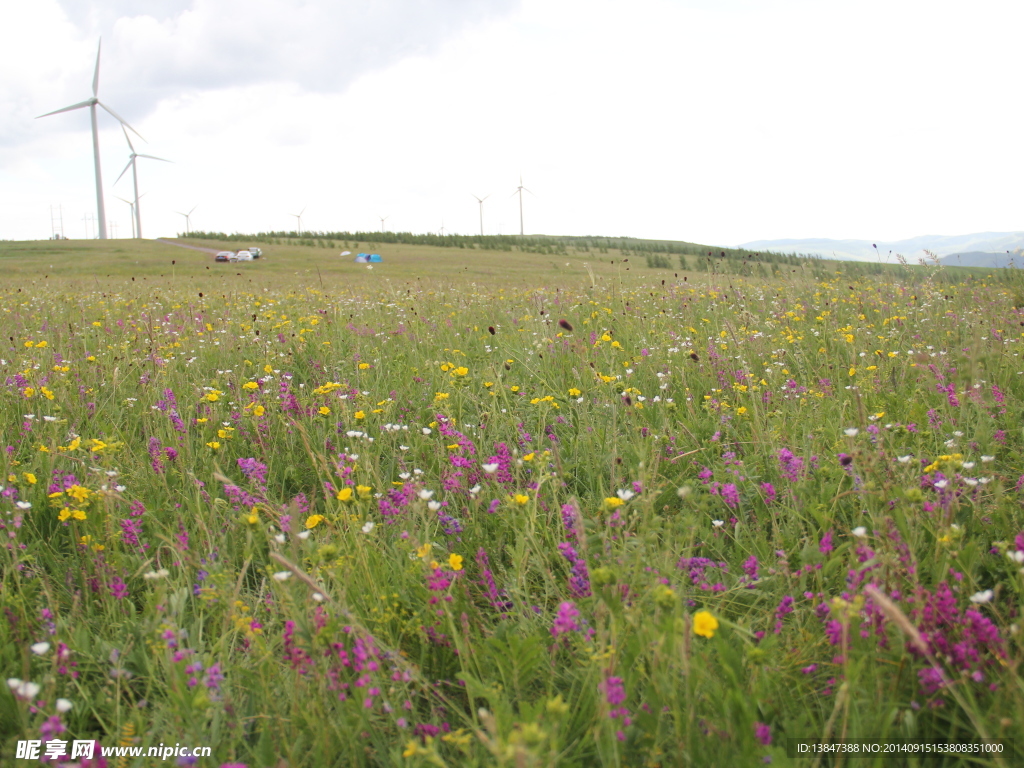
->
[[1, 239, 1023, 766]]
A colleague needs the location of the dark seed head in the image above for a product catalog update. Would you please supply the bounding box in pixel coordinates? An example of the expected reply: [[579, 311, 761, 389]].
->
[[488, 326, 496, 335], [690, 352, 699, 362], [558, 319, 573, 332]]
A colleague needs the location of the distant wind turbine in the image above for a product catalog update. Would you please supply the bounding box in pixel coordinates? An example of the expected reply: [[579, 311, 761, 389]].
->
[[379, 215, 389, 233], [511, 175, 533, 236], [175, 204, 198, 236], [471, 194, 489, 236], [115, 126, 170, 239], [36, 39, 141, 240], [115, 196, 136, 238], [290, 207, 306, 235]]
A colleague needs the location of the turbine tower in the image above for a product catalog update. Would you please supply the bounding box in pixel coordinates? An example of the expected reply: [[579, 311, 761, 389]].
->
[[379, 215, 389, 233], [175, 205, 198, 236], [471, 193, 489, 236], [290, 207, 305, 235], [115, 126, 170, 239], [512, 175, 533, 236], [36, 39, 141, 240]]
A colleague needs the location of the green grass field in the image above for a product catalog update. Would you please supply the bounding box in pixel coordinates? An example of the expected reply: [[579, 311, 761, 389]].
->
[[1, 237, 1022, 766]]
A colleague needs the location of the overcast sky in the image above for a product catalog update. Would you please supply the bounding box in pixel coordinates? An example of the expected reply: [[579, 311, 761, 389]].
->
[[2, 0, 1022, 246]]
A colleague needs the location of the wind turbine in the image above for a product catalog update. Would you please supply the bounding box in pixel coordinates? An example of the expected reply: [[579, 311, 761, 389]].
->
[[115, 126, 170, 239], [36, 39, 141, 240], [471, 194, 489, 236], [175, 204, 198, 236], [115, 196, 136, 238], [511, 175, 533, 236], [379, 215, 389, 233], [290, 207, 305, 235]]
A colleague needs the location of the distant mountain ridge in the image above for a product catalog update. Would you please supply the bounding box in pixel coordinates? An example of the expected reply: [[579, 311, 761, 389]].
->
[[739, 231, 1024, 265], [937, 251, 1024, 269]]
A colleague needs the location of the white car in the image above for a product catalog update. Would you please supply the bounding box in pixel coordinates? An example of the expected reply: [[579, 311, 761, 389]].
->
[[235, 250, 253, 261]]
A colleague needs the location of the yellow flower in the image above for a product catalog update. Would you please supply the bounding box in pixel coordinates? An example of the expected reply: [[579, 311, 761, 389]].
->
[[568, 388, 581, 397], [217, 429, 232, 439], [604, 497, 625, 510], [448, 553, 464, 571], [512, 493, 530, 506], [336, 488, 353, 502], [264, 365, 273, 373], [71, 509, 87, 521], [246, 508, 259, 525], [23, 473, 36, 485], [67, 437, 81, 451], [522, 453, 535, 461], [196, 417, 208, 424], [510, 386, 519, 393], [58, 507, 71, 522], [305, 514, 325, 529], [416, 543, 432, 559], [402, 740, 422, 758], [206, 441, 220, 450], [319, 406, 331, 416], [433, 393, 449, 402], [23, 387, 35, 398], [359, 362, 370, 370], [483, 381, 494, 388], [253, 405, 265, 417], [453, 367, 468, 377], [205, 392, 220, 402], [356, 485, 372, 498], [354, 411, 366, 420], [242, 382, 259, 390], [693, 610, 719, 638], [67, 485, 91, 504]]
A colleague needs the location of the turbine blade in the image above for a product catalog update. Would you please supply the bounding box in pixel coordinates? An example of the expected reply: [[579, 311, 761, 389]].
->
[[98, 101, 144, 140], [122, 124, 136, 153], [137, 154, 171, 163], [188, 205, 198, 215], [36, 99, 94, 119], [93, 39, 102, 97], [482, 194, 490, 201], [114, 158, 133, 185], [116, 196, 134, 205]]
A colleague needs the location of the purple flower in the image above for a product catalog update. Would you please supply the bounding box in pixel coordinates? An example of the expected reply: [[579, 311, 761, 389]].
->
[[551, 602, 581, 638], [819, 530, 834, 554], [600, 675, 626, 706], [754, 722, 772, 746], [777, 448, 804, 482]]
